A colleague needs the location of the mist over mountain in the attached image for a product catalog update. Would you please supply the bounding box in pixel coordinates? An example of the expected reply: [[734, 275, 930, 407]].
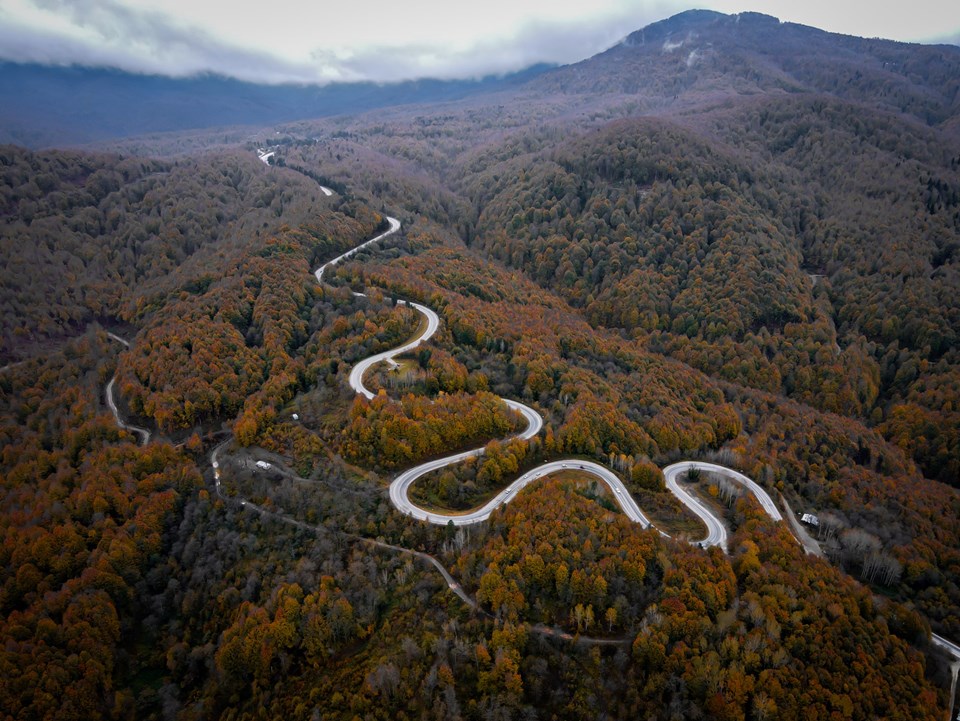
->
[[532, 10, 960, 128], [3, 10, 959, 149], [0, 61, 553, 148]]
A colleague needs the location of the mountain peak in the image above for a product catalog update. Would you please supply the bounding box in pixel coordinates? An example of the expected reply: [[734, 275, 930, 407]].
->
[[534, 8, 960, 131], [622, 9, 729, 46], [621, 10, 798, 48]]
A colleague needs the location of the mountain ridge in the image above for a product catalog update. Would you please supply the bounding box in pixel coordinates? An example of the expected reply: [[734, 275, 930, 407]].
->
[[532, 9, 960, 131], [0, 61, 554, 148], [3, 9, 960, 149]]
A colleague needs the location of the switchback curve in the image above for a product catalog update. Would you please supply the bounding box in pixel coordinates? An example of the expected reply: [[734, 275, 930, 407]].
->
[[320, 220, 787, 549], [106, 334, 151, 446], [142, 216, 958, 658], [330, 225, 960, 659]]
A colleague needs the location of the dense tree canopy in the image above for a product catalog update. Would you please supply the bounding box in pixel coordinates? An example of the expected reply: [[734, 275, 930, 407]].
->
[[2, 20, 959, 716]]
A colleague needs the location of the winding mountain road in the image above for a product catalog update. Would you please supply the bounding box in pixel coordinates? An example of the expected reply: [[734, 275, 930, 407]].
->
[[349, 299, 440, 400], [315, 218, 441, 402], [311, 220, 658, 529], [315, 218, 779, 546], [315, 217, 401, 284], [662, 462, 728, 548], [106, 334, 151, 446], [204, 218, 960, 660], [256, 148, 333, 195], [660, 461, 783, 549]]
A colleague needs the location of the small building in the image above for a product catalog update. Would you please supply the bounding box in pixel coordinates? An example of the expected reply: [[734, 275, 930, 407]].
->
[[255, 460, 271, 470], [292, 413, 299, 421], [801, 513, 820, 527]]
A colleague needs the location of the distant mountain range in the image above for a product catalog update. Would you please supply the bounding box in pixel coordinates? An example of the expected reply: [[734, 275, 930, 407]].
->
[[2, 9, 959, 149], [0, 62, 553, 148]]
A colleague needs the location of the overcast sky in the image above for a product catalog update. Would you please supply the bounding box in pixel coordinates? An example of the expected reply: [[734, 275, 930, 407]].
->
[[1, 0, 958, 85]]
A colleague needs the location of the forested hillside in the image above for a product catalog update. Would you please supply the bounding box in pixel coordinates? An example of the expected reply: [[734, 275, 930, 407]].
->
[[2, 8, 959, 720], [535, 10, 960, 127], [0, 146, 339, 363], [463, 106, 960, 486]]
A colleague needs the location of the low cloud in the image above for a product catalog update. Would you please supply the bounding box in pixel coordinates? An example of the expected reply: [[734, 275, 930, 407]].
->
[[327, 16, 654, 83], [934, 32, 960, 46], [0, 0, 671, 85], [0, 0, 330, 83], [8, 0, 953, 86]]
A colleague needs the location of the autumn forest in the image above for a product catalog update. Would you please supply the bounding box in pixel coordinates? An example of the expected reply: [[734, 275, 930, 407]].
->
[[2, 9, 960, 721]]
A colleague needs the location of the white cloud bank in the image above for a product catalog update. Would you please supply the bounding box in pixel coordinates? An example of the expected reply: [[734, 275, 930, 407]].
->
[[0, 0, 957, 85]]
